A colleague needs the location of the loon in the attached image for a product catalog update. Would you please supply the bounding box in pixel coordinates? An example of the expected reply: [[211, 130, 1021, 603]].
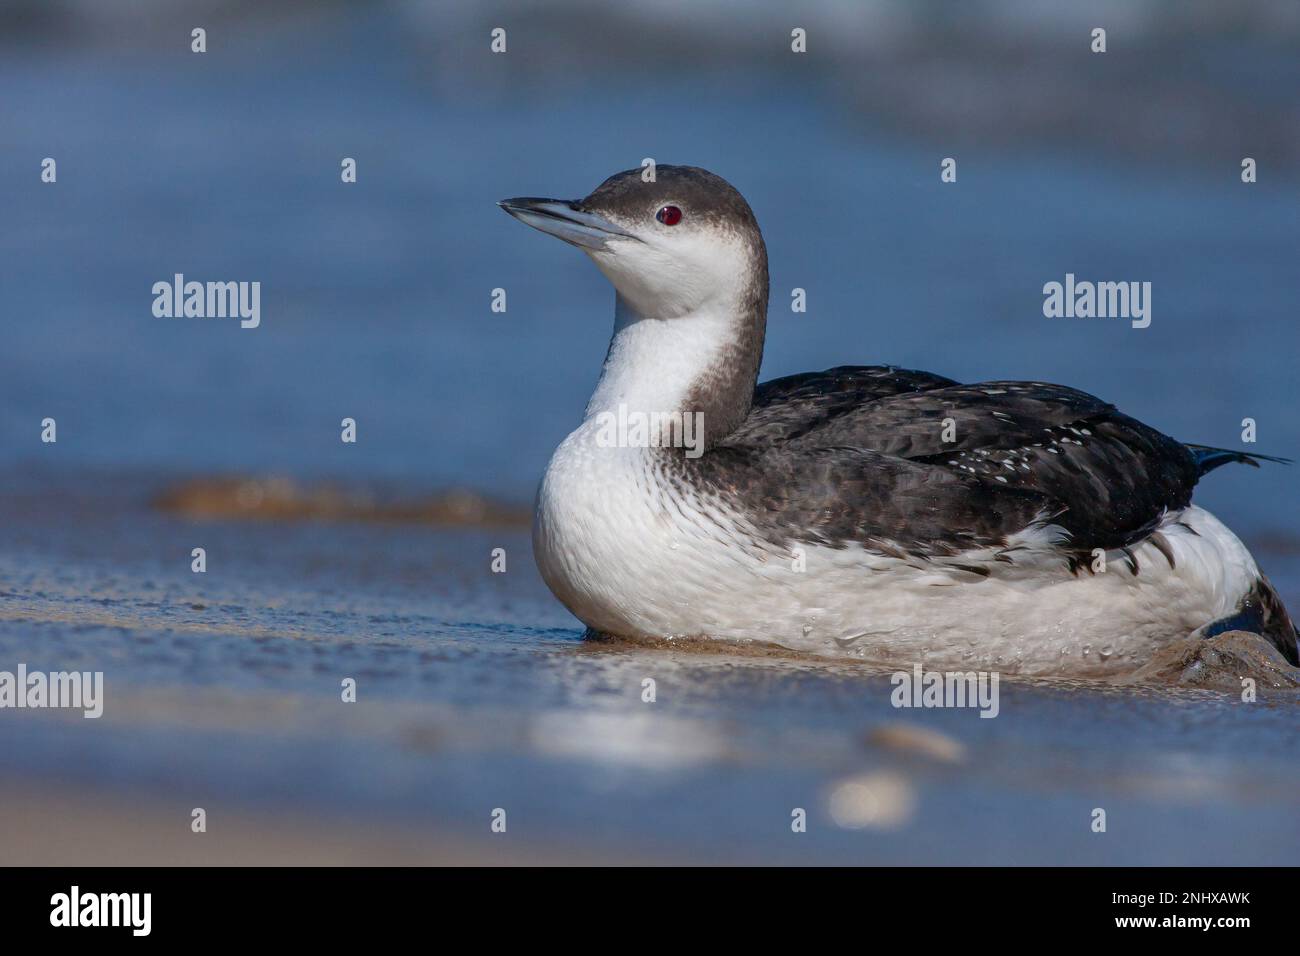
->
[[499, 165, 1297, 676]]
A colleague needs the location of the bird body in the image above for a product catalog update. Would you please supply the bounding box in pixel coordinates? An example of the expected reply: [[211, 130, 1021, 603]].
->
[[502, 165, 1296, 674]]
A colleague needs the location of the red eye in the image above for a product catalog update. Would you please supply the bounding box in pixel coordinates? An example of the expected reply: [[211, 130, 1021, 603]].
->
[[656, 205, 682, 226]]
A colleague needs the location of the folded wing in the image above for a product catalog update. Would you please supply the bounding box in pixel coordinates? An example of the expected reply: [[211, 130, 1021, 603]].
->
[[713, 368, 1201, 558]]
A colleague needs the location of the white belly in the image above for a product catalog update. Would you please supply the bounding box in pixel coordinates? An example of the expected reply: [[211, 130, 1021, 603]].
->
[[534, 423, 1259, 676]]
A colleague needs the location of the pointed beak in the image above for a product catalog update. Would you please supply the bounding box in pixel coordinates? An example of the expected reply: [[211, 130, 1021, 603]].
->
[[498, 197, 639, 250]]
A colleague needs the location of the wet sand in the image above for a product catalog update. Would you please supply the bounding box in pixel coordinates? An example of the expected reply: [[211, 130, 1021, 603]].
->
[[2, 465, 1299, 865], [153, 476, 530, 528], [0, 784, 621, 867]]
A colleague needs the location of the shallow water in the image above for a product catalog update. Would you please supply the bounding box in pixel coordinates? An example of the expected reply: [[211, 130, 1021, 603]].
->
[[1, 467, 1298, 864]]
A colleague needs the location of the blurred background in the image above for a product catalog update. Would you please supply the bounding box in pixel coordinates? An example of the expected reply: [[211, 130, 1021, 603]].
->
[[1, 0, 1298, 865]]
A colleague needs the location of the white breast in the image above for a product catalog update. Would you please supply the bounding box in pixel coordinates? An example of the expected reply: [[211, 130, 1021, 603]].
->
[[534, 420, 749, 637]]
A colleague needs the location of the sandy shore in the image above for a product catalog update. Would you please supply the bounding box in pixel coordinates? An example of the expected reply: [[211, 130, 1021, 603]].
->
[[0, 785, 622, 866], [3, 470, 1300, 866]]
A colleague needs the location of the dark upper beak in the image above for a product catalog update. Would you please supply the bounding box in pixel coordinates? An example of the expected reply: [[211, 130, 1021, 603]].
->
[[498, 197, 638, 250]]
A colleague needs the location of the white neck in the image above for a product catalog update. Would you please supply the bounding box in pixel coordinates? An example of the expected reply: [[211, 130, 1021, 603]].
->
[[584, 293, 737, 424]]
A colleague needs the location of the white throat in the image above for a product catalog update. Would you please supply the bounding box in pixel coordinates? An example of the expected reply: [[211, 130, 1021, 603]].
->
[[584, 293, 737, 424]]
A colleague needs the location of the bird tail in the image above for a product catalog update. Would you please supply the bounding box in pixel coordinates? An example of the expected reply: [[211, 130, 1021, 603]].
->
[[1184, 443, 1292, 477]]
